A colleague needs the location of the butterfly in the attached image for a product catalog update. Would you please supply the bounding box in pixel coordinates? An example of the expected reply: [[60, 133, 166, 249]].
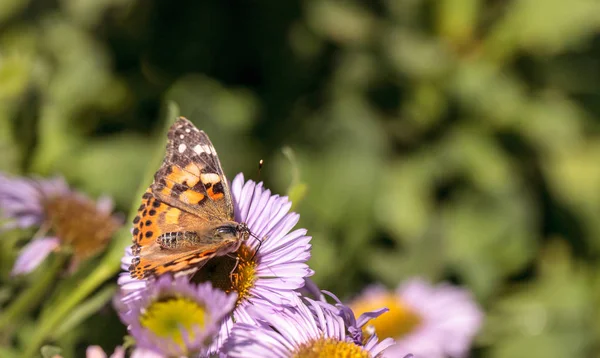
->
[[129, 117, 249, 279]]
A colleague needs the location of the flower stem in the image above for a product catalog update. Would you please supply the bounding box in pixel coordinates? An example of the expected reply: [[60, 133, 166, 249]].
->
[[21, 232, 127, 357], [0, 252, 67, 333]]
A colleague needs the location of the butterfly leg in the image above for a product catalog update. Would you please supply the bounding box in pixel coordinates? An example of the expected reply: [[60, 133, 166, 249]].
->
[[228, 254, 241, 285]]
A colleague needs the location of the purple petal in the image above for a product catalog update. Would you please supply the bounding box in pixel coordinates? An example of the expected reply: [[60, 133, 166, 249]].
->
[[12, 237, 60, 275]]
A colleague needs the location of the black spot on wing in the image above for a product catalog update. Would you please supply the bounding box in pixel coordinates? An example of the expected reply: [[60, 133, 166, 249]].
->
[[170, 182, 188, 197], [212, 182, 224, 196]]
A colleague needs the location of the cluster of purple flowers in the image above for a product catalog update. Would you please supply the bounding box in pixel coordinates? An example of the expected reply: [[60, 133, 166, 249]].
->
[[115, 174, 397, 357], [1, 172, 483, 357]]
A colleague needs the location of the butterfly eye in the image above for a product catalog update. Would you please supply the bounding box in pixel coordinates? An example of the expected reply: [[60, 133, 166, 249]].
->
[[216, 225, 237, 236]]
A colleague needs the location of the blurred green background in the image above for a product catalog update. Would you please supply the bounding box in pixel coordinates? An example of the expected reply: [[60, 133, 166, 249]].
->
[[1, 0, 600, 357]]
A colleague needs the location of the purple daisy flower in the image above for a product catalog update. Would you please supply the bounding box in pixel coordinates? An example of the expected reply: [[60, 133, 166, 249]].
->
[[119, 275, 236, 357], [350, 279, 483, 358], [118, 173, 313, 351], [0, 173, 121, 275], [223, 293, 396, 358]]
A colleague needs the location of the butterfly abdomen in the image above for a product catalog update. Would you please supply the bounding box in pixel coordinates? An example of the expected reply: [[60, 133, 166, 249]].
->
[[157, 231, 200, 249]]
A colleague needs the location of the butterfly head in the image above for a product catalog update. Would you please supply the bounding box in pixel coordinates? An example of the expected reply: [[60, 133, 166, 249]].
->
[[213, 222, 245, 240], [211, 221, 250, 252]]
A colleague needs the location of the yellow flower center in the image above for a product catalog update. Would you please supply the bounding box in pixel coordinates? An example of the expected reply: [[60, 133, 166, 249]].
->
[[351, 293, 421, 340], [292, 337, 371, 358], [193, 244, 257, 306], [44, 195, 119, 260], [139, 296, 207, 351]]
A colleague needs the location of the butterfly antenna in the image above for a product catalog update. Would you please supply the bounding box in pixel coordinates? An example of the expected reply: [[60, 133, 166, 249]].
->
[[249, 231, 264, 261], [257, 159, 264, 180]]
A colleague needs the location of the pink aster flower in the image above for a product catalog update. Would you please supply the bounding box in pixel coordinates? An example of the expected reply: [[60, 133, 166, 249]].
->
[[0, 173, 121, 275], [350, 279, 483, 358]]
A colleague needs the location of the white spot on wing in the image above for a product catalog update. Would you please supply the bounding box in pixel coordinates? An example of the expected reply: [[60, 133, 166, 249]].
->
[[179, 134, 184, 139], [203, 144, 213, 154], [201, 173, 220, 183], [178, 144, 186, 153], [185, 128, 191, 133], [192, 144, 215, 155]]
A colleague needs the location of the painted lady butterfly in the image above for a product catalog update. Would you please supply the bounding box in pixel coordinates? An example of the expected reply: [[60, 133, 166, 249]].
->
[[129, 117, 249, 279]]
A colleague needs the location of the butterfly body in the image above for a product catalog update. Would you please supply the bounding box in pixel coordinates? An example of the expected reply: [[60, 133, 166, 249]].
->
[[129, 117, 249, 279]]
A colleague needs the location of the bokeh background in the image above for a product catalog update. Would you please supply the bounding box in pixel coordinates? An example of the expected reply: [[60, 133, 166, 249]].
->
[[1, 0, 600, 357]]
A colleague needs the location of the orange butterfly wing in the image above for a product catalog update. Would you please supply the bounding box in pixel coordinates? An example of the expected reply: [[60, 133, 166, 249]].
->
[[129, 117, 241, 279]]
